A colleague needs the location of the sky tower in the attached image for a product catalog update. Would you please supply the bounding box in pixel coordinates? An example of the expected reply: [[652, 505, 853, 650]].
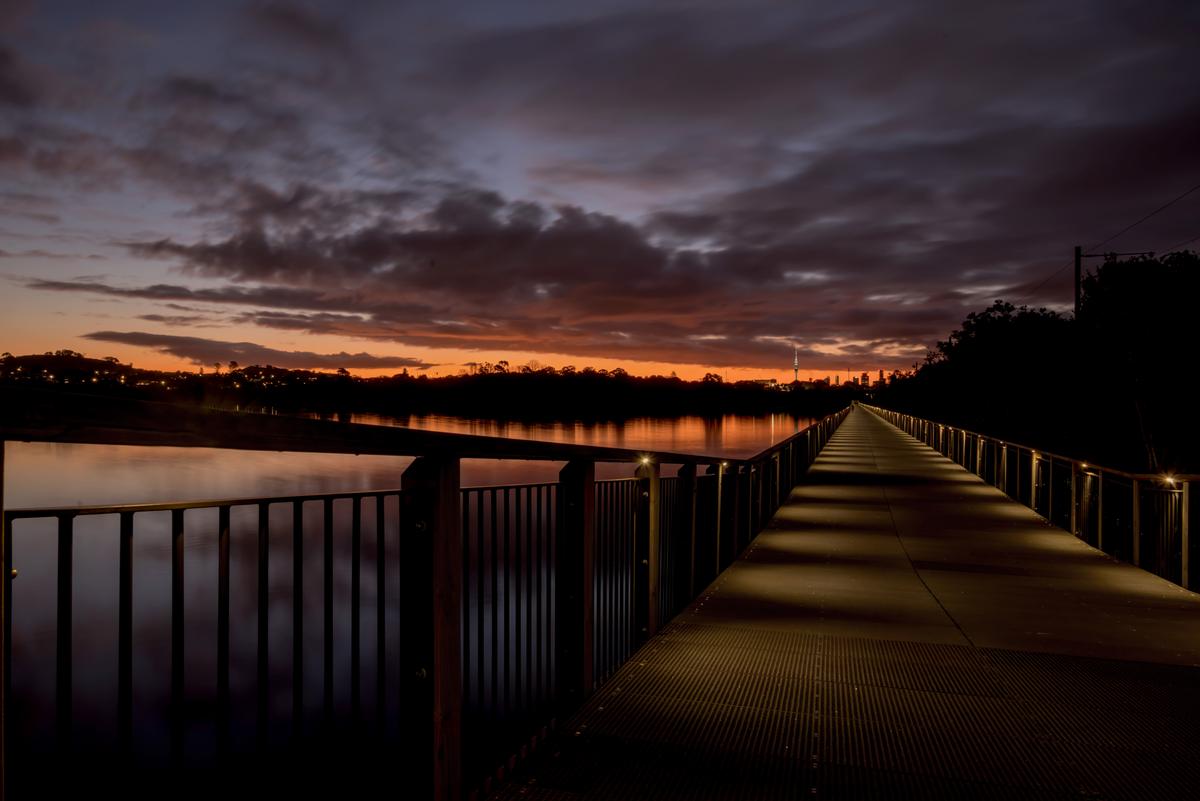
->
[[793, 345, 798, 383]]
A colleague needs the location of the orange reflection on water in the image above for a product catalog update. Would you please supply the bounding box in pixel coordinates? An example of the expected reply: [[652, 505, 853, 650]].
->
[[5, 413, 813, 507]]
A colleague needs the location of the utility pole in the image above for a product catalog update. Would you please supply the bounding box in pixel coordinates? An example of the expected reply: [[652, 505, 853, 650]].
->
[[1080, 245, 1089, 316], [1075, 247, 1154, 317]]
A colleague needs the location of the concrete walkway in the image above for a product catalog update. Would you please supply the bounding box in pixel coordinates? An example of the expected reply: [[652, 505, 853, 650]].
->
[[495, 407, 1200, 800]]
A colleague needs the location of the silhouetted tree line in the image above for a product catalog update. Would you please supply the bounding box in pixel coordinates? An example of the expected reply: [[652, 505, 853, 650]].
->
[[0, 351, 862, 421], [877, 251, 1198, 473]]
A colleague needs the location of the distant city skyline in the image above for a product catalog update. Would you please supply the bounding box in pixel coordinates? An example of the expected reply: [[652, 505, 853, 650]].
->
[[2, 1, 1198, 380]]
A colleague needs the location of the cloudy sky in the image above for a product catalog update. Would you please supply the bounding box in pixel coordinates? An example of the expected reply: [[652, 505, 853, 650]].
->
[[2, 0, 1198, 379]]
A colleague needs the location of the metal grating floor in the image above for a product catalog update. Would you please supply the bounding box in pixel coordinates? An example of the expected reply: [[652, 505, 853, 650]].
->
[[490, 409, 1200, 800]]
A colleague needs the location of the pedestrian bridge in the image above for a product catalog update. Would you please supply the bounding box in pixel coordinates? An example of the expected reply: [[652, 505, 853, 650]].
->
[[494, 407, 1200, 800], [3, 394, 1199, 799]]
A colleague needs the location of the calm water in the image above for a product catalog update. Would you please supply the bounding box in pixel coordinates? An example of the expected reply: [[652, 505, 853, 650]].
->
[[5, 412, 812, 507], [3, 412, 812, 786]]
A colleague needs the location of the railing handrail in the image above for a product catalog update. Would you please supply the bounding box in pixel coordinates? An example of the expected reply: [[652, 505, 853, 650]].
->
[[1, 386, 845, 468], [861, 403, 1198, 483]]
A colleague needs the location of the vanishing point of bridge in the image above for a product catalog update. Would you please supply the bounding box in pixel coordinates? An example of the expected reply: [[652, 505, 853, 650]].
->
[[2, 396, 1198, 799], [494, 407, 1200, 800]]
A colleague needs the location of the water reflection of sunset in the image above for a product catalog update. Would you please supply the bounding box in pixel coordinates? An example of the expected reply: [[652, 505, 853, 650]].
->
[[345, 413, 812, 458], [5, 413, 813, 507]]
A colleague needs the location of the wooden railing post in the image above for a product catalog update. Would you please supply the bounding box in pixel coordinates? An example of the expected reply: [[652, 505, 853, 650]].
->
[[786, 441, 796, 491], [634, 460, 660, 641], [1032, 450, 1041, 506], [773, 452, 782, 512], [1097, 471, 1105, 551], [1046, 457, 1053, 523], [677, 464, 698, 601], [738, 465, 752, 561], [704, 463, 724, 594], [557, 460, 595, 709], [400, 456, 462, 800], [1132, 479, 1141, 567], [1069, 464, 1078, 536], [1182, 481, 1190, 590]]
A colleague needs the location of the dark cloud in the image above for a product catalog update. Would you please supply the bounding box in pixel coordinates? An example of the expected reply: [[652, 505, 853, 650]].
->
[[5, 1, 1200, 373], [27, 278, 346, 309], [0, 249, 104, 259], [136, 313, 223, 327], [245, 2, 351, 55], [0, 45, 35, 106], [156, 76, 251, 108], [82, 330, 433, 370]]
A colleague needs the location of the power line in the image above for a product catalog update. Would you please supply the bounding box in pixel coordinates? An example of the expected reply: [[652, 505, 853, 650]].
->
[[1021, 259, 1073, 300], [1160, 231, 1200, 253], [1088, 179, 1200, 253], [1019, 178, 1200, 301]]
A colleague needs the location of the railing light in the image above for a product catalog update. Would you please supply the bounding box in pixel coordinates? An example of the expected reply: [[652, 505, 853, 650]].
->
[[640, 456, 651, 465], [1163, 474, 1176, 487]]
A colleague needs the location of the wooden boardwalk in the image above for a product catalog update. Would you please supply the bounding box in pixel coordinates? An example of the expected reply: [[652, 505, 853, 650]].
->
[[493, 407, 1200, 800]]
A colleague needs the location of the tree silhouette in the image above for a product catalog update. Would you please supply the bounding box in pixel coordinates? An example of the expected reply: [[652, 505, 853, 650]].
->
[[880, 250, 1199, 471]]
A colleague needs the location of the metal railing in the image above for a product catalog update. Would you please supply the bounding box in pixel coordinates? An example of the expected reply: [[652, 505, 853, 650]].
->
[[863, 404, 1195, 592], [0, 389, 849, 798]]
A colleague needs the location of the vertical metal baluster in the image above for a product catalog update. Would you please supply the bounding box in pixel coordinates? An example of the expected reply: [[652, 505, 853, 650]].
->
[[608, 484, 615, 676], [511, 488, 520, 723], [614, 483, 620, 676], [323, 498, 333, 733], [546, 485, 555, 700], [606, 483, 613, 679], [503, 487, 512, 721], [529, 486, 539, 722], [217, 505, 230, 759], [472, 491, 482, 724], [536, 485, 545, 706], [257, 502, 269, 749], [518, 486, 528, 722], [595, 484, 603, 683], [170, 509, 184, 764], [605, 484, 613, 681], [490, 488, 499, 726], [292, 500, 303, 737], [376, 494, 386, 732], [118, 511, 133, 758], [623, 482, 631, 659], [460, 491, 471, 731], [600, 482, 609, 681], [351, 497, 361, 727], [56, 513, 73, 755]]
